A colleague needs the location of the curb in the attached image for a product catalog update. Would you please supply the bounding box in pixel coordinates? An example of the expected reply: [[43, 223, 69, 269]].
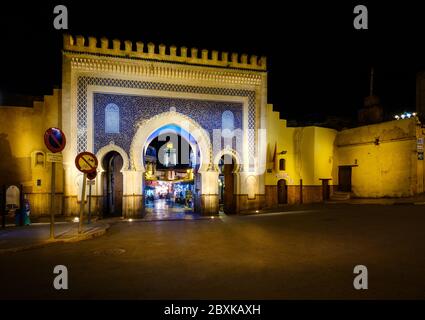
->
[[325, 201, 425, 205], [118, 216, 214, 223], [0, 223, 110, 255]]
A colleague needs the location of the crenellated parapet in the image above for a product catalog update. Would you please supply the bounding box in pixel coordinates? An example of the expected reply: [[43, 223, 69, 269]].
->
[[63, 34, 267, 71]]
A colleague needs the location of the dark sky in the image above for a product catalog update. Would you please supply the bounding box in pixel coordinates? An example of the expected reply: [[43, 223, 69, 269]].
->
[[0, 1, 424, 121]]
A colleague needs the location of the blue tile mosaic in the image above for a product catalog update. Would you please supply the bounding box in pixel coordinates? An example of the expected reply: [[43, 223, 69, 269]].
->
[[76, 76, 256, 157], [93, 93, 243, 156]]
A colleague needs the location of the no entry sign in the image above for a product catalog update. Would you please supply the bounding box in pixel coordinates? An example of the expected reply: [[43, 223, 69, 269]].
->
[[44, 128, 66, 153], [75, 152, 98, 174]]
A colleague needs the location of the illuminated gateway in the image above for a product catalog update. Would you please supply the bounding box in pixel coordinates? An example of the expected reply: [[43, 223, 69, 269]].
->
[[0, 35, 423, 218]]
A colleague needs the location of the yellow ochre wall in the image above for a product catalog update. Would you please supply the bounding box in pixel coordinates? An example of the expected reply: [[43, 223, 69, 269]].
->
[[264, 104, 337, 205], [265, 105, 424, 203], [265, 104, 336, 187], [0, 89, 63, 215], [335, 118, 424, 197]]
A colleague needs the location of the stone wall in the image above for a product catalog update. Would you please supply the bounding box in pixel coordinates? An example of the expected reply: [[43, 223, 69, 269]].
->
[[335, 118, 424, 197], [0, 89, 63, 216]]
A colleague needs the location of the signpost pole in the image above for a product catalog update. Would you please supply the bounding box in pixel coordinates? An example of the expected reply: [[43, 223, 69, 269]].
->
[[1, 185, 5, 228], [78, 173, 87, 234], [50, 162, 56, 239], [44, 127, 66, 240], [88, 180, 92, 224], [19, 184, 24, 226], [75, 151, 98, 232]]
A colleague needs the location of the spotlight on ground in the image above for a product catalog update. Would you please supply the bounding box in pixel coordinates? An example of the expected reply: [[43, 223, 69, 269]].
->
[[73, 217, 79, 223]]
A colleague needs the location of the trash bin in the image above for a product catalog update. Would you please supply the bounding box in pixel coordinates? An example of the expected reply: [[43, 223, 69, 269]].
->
[[13, 199, 30, 226]]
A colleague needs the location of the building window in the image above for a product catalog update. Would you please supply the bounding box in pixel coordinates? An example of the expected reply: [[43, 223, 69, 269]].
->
[[279, 158, 286, 171], [105, 103, 120, 133], [33, 151, 45, 168], [36, 152, 44, 165], [221, 110, 234, 138]]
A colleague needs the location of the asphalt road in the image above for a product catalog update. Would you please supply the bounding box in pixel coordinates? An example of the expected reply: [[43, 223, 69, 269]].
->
[[1, 204, 425, 299]]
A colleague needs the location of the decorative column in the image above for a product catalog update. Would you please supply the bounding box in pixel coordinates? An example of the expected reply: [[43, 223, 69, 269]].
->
[[196, 170, 219, 215], [122, 169, 144, 218]]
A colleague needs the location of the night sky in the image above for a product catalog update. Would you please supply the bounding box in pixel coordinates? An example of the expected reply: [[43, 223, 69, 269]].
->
[[1, 1, 424, 122]]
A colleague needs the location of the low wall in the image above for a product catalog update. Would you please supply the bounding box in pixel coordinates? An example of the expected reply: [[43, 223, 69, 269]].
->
[[265, 184, 325, 207], [235, 194, 265, 213]]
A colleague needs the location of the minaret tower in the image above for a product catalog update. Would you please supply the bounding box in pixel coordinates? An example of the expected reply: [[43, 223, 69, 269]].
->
[[358, 66, 384, 124]]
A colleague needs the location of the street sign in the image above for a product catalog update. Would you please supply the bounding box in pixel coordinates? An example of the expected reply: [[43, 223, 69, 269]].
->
[[75, 152, 98, 174], [87, 171, 97, 180], [44, 128, 66, 153], [75, 152, 98, 233], [44, 128, 66, 239], [418, 138, 424, 152], [86, 171, 97, 225], [47, 153, 63, 163]]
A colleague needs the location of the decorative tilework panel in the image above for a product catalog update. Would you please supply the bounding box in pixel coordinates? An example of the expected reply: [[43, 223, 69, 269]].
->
[[93, 93, 243, 156], [76, 76, 256, 156]]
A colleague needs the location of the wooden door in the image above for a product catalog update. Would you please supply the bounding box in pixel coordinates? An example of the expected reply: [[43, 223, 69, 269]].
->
[[338, 166, 352, 192], [278, 179, 288, 204], [223, 162, 235, 214], [112, 155, 123, 216], [103, 152, 123, 217]]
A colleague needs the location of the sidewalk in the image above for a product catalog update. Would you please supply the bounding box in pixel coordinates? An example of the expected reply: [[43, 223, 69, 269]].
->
[[326, 193, 425, 205], [237, 194, 425, 216], [0, 221, 109, 254]]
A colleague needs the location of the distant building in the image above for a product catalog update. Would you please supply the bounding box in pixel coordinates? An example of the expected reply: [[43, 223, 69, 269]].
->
[[358, 95, 384, 125]]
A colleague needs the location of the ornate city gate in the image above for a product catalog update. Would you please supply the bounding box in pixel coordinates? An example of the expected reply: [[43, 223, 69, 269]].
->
[[61, 35, 268, 217]]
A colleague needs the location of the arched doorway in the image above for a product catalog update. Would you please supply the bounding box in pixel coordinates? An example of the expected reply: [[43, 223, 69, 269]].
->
[[143, 124, 199, 218], [129, 111, 217, 216], [277, 179, 288, 204], [218, 154, 235, 214], [102, 151, 124, 217]]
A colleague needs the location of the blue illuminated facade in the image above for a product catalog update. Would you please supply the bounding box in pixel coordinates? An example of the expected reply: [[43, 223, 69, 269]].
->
[[93, 93, 243, 156]]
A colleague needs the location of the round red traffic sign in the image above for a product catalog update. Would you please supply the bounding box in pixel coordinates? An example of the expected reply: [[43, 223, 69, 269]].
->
[[75, 152, 98, 174], [87, 171, 97, 180], [44, 128, 66, 153]]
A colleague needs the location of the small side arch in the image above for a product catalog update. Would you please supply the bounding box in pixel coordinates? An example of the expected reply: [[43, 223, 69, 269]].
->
[[96, 143, 130, 172], [213, 148, 243, 173]]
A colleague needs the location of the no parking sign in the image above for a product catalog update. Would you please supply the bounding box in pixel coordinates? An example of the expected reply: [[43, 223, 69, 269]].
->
[[44, 127, 66, 153]]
